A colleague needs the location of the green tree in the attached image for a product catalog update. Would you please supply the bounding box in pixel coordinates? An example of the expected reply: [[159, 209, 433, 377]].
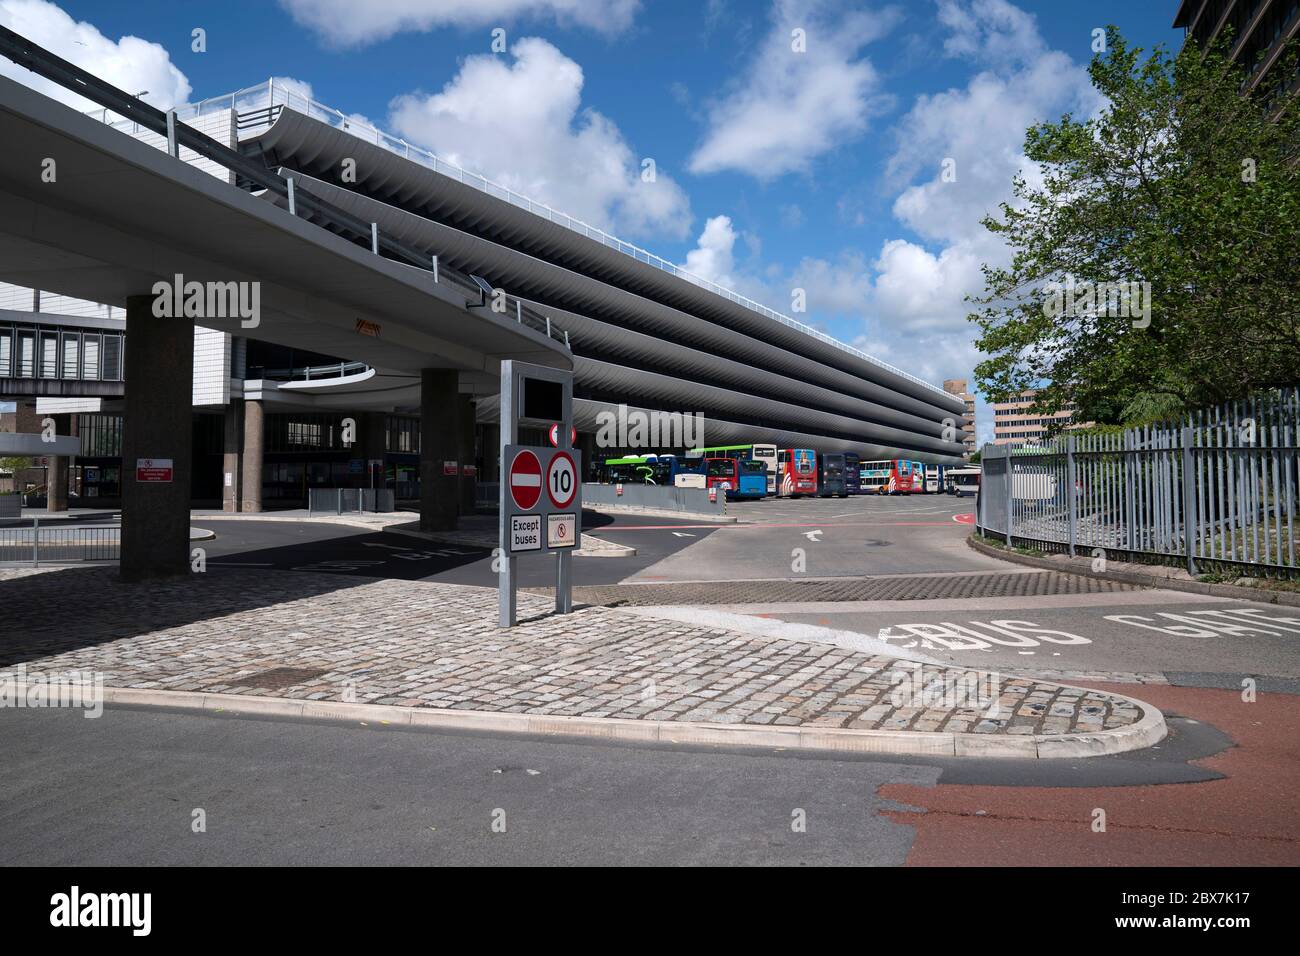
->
[[969, 27, 1299, 426]]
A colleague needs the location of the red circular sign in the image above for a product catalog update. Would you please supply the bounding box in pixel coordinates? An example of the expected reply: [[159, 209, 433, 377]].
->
[[547, 451, 577, 509], [548, 423, 577, 448], [509, 450, 542, 510]]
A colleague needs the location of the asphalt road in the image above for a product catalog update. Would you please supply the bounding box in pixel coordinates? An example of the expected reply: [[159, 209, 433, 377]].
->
[[195, 494, 982, 586], [730, 597, 1300, 687], [622, 494, 994, 581], [0, 700, 1266, 867], [197, 509, 721, 588]]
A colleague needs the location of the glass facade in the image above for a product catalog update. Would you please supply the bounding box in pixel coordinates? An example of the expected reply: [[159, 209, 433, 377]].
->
[[0, 322, 124, 382]]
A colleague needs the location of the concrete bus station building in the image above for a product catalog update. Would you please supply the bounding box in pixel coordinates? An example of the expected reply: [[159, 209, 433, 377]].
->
[[0, 60, 965, 573]]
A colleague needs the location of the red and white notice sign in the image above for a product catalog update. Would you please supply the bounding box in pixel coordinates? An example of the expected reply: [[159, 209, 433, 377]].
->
[[508, 449, 542, 510], [135, 458, 173, 483]]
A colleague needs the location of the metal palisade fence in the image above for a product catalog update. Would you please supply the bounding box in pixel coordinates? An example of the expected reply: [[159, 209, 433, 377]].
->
[[977, 388, 1300, 575]]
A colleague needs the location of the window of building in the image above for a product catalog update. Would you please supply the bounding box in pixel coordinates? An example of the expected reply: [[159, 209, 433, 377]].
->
[[17, 331, 34, 377], [82, 334, 100, 380], [39, 332, 58, 378], [102, 334, 122, 381], [61, 333, 79, 379]]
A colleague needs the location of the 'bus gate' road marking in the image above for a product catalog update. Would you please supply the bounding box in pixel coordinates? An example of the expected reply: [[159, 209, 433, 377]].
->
[[875, 608, 1300, 653]]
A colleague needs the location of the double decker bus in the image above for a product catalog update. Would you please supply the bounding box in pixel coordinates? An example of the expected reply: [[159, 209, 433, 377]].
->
[[817, 453, 852, 498], [923, 463, 946, 494], [704, 457, 768, 499], [843, 452, 861, 495], [858, 459, 917, 494], [911, 461, 927, 493], [776, 448, 817, 497], [687, 444, 778, 494]]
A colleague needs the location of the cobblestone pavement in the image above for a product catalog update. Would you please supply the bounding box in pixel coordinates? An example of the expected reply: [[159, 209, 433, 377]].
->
[[554, 571, 1143, 606], [0, 567, 1146, 736]]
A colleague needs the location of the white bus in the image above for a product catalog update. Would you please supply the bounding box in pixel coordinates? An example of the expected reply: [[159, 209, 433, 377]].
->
[[945, 466, 982, 497], [924, 464, 946, 494]]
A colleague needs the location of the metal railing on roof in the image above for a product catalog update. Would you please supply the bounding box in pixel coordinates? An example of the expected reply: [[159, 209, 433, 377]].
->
[[152, 77, 951, 398]]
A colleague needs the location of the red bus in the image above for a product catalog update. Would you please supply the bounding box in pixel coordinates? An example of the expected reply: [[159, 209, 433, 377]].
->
[[776, 448, 818, 497], [859, 459, 918, 495]]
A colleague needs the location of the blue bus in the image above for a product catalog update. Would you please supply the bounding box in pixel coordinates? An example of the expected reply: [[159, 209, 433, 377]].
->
[[706, 457, 768, 499]]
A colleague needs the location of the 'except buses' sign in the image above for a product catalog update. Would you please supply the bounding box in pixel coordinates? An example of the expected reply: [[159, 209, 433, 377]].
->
[[502, 445, 582, 554]]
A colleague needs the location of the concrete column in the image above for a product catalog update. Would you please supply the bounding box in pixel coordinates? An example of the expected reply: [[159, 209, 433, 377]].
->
[[120, 293, 193, 582], [420, 369, 458, 531], [222, 400, 244, 513], [457, 394, 476, 515], [46, 413, 71, 512], [241, 399, 263, 513]]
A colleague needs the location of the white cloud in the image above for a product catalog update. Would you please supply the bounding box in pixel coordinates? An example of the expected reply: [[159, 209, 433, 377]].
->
[[937, 0, 1043, 65], [681, 215, 738, 286], [857, 0, 1103, 401], [0, 0, 190, 111], [788, 253, 872, 317], [279, 0, 639, 47], [869, 239, 984, 330], [688, 0, 899, 179], [388, 37, 691, 239]]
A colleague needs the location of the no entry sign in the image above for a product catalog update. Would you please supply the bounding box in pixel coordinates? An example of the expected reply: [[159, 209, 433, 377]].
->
[[508, 449, 543, 510], [547, 451, 577, 508]]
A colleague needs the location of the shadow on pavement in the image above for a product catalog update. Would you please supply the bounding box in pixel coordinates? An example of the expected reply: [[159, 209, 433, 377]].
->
[[0, 565, 404, 667]]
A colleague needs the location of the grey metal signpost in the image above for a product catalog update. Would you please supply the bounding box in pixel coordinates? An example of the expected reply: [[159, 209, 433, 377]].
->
[[498, 360, 580, 627]]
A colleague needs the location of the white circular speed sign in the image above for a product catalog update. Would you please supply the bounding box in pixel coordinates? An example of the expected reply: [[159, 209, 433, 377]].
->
[[547, 451, 577, 509]]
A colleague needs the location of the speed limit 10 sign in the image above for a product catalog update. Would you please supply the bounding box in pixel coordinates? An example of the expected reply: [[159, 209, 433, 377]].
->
[[547, 451, 577, 508]]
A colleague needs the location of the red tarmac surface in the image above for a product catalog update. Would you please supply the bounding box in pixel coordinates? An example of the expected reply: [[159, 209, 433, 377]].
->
[[881, 683, 1300, 866]]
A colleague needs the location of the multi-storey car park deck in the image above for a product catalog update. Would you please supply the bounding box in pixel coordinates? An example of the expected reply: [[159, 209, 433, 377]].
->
[[1, 51, 966, 551]]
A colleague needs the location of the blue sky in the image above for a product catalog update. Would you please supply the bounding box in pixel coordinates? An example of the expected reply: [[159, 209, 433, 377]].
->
[[1, 0, 1184, 441]]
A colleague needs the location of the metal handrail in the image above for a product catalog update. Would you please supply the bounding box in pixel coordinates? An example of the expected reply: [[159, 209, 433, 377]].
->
[[152, 77, 950, 397], [248, 360, 370, 382]]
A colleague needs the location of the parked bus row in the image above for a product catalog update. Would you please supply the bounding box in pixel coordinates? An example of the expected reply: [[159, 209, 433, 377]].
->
[[596, 445, 981, 500]]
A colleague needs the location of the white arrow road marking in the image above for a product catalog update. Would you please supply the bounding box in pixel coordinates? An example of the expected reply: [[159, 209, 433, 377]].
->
[[803, 529, 823, 542], [671, 531, 695, 538]]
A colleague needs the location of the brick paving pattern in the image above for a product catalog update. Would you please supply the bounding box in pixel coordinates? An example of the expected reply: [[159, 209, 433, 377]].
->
[[0, 567, 1145, 735], [557, 571, 1142, 606]]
